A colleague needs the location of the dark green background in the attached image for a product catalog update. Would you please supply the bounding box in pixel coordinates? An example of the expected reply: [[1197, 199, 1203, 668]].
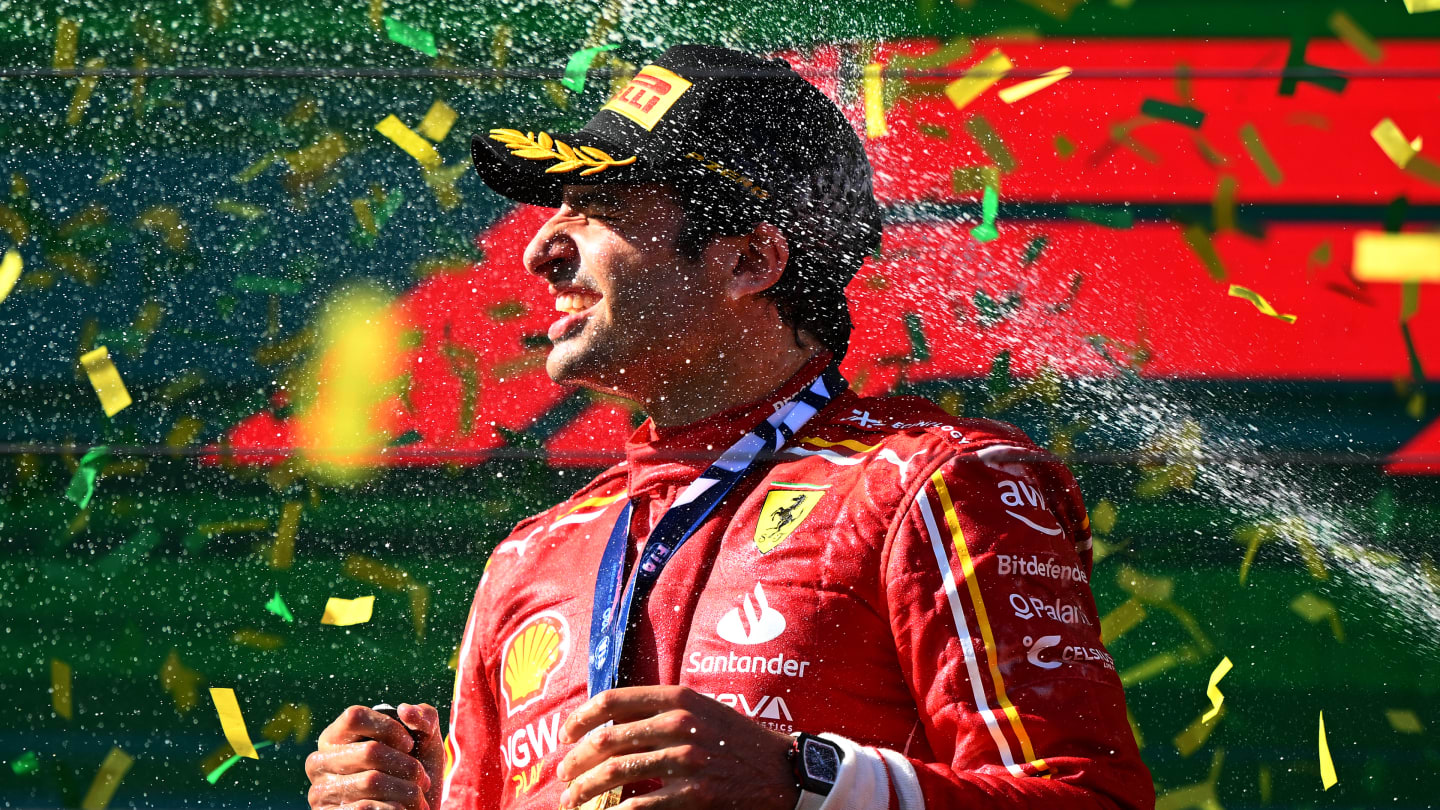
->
[[2, 1, 1438, 808]]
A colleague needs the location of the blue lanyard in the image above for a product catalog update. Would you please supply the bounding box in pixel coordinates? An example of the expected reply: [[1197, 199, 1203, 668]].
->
[[587, 364, 846, 697]]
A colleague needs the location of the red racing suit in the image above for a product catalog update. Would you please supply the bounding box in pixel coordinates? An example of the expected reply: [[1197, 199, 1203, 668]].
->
[[441, 357, 1154, 810]]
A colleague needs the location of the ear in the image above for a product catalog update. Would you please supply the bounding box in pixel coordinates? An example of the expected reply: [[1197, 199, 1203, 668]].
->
[[724, 221, 789, 300]]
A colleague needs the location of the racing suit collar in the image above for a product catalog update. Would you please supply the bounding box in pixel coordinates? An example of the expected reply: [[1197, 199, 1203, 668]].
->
[[623, 352, 836, 502]]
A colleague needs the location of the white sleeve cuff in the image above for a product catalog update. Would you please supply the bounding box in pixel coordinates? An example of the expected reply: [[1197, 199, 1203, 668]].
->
[[814, 734, 925, 810]]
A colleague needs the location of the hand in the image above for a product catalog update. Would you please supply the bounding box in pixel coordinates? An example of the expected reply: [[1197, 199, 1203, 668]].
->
[[306, 703, 445, 810], [555, 685, 800, 810]]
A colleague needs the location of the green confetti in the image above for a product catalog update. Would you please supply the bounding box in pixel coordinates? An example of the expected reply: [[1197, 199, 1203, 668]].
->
[[916, 122, 950, 140], [970, 185, 1000, 242], [561, 44, 618, 93], [987, 350, 1012, 397], [97, 529, 162, 575], [1021, 236, 1049, 266], [1067, 204, 1133, 229], [65, 445, 109, 509], [265, 591, 294, 623], [205, 740, 273, 784], [10, 752, 38, 775], [1401, 322, 1425, 385], [1384, 195, 1409, 233], [903, 312, 931, 362], [952, 166, 1000, 193], [1278, 35, 1347, 96], [974, 288, 1022, 328], [964, 115, 1017, 174], [383, 17, 437, 58], [389, 429, 423, 447], [1140, 98, 1206, 128], [234, 276, 303, 295]]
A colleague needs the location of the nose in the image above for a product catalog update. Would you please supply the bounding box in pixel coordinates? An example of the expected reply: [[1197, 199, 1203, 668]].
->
[[522, 207, 580, 284]]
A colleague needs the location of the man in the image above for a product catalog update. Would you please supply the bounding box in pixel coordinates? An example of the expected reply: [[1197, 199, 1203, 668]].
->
[[306, 45, 1153, 810]]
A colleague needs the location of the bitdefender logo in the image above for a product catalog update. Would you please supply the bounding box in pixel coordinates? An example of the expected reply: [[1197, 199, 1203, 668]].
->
[[716, 583, 786, 645]]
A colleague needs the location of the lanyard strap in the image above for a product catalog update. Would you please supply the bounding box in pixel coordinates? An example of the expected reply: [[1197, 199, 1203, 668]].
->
[[587, 364, 846, 697]]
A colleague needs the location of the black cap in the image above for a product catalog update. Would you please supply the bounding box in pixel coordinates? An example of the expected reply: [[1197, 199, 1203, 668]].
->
[[471, 45, 882, 357]]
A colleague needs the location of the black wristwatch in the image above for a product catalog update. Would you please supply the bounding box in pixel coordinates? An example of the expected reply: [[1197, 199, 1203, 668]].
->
[[786, 732, 844, 810]]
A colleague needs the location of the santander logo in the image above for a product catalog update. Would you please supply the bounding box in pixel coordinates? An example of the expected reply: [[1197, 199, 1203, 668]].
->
[[716, 583, 786, 645]]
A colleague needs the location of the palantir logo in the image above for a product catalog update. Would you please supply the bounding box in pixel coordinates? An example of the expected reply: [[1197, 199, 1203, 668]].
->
[[716, 583, 786, 645]]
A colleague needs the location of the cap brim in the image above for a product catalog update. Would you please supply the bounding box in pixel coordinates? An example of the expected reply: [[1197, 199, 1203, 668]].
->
[[471, 129, 656, 208]]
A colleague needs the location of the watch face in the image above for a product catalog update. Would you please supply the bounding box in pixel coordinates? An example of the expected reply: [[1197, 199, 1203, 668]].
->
[[801, 738, 841, 786]]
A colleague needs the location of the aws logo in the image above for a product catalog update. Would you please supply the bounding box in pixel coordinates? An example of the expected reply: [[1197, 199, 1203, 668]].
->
[[997, 477, 1063, 537], [500, 611, 569, 717]]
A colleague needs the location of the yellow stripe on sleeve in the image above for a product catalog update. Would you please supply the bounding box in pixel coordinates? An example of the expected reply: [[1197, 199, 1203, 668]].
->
[[931, 471, 1050, 777]]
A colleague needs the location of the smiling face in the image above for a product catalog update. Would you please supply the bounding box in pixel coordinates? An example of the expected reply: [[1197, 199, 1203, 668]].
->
[[521, 183, 738, 398]]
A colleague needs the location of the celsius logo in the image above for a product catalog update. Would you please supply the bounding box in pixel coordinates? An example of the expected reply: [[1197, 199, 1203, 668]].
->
[[1023, 634, 1062, 670], [716, 583, 786, 645]]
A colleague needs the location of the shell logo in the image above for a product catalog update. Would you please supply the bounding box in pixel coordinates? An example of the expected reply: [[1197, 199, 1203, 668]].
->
[[500, 611, 570, 717]]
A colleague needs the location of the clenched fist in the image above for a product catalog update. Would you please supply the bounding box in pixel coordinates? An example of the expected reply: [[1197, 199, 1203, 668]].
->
[[306, 703, 444, 810]]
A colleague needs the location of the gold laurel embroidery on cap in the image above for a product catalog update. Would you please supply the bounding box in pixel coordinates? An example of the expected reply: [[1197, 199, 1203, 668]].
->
[[488, 129, 637, 176]]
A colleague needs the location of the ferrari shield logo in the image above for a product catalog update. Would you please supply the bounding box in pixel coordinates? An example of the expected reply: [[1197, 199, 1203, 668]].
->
[[754, 486, 825, 553]]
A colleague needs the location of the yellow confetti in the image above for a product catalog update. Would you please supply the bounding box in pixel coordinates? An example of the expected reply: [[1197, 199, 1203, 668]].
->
[[1239, 123, 1282, 186], [159, 649, 202, 713], [1403, 0, 1440, 12], [54, 18, 79, 69], [998, 66, 1071, 103], [1117, 564, 1174, 603], [344, 554, 412, 590], [376, 115, 441, 170], [1127, 709, 1145, 749], [409, 583, 430, 640], [1156, 749, 1225, 810], [80, 747, 133, 810], [1318, 711, 1338, 790], [1371, 118, 1440, 184], [351, 198, 378, 236], [1384, 708, 1424, 734], [1353, 231, 1440, 283], [80, 347, 133, 417], [52, 658, 73, 719], [1328, 10, 1383, 63], [1090, 499, 1118, 535], [1120, 645, 1202, 688], [1173, 707, 1223, 757], [1290, 592, 1345, 642], [270, 501, 302, 569], [863, 63, 887, 138], [261, 702, 314, 743], [165, 416, 204, 449], [284, 133, 349, 180], [1182, 223, 1228, 281], [0, 249, 22, 304], [423, 161, 469, 210], [136, 206, 190, 252], [1202, 656, 1232, 723], [321, 595, 375, 626], [67, 58, 104, 127], [944, 49, 1012, 110], [1212, 175, 1237, 232], [1100, 597, 1147, 644], [1228, 284, 1297, 324], [232, 629, 284, 650], [209, 688, 259, 759], [417, 99, 458, 142]]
